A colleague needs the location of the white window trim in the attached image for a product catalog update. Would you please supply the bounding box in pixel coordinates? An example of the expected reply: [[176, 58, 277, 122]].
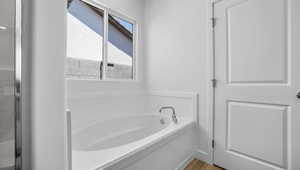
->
[[67, 0, 138, 82]]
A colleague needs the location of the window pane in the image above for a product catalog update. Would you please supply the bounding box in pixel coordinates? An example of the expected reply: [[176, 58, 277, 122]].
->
[[106, 14, 134, 80], [66, 0, 104, 79]]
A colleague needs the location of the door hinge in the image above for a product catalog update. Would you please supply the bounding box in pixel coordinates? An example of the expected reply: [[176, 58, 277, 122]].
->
[[211, 17, 216, 28], [212, 79, 217, 88], [212, 140, 215, 148]]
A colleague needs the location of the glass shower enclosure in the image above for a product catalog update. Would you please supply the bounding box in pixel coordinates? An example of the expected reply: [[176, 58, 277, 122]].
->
[[0, 0, 22, 169]]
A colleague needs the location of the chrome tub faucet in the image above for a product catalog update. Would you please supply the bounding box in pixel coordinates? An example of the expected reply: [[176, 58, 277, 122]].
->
[[159, 106, 178, 124]]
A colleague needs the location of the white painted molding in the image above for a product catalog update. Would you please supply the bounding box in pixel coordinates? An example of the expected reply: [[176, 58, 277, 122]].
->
[[147, 90, 198, 99], [206, 0, 216, 165], [67, 91, 145, 100], [68, 90, 200, 125], [175, 150, 212, 170], [194, 149, 211, 164], [147, 91, 199, 124], [174, 153, 195, 170], [68, 90, 198, 99]]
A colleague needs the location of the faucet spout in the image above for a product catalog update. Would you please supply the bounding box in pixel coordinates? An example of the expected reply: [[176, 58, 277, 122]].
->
[[159, 106, 178, 124]]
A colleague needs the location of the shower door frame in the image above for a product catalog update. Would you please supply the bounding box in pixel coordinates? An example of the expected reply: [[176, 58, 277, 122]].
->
[[14, 0, 22, 169]]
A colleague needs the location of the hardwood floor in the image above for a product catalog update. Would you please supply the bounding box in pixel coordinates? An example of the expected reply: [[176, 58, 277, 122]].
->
[[184, 159, 224, 170]]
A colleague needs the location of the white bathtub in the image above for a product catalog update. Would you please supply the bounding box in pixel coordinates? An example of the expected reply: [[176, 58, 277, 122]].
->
[[72, 114, 195, 170], [73, 115, 170, 151]]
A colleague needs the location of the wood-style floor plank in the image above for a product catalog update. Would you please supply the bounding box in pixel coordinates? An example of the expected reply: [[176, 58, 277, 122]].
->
[[184, 159, 223, 170]]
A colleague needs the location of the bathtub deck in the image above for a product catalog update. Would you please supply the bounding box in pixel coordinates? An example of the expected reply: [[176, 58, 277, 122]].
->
[[184, 159, 224, 170]]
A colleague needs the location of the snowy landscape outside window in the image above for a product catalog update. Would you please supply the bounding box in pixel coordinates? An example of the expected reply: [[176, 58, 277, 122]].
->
[[66, 0, 136, 80]]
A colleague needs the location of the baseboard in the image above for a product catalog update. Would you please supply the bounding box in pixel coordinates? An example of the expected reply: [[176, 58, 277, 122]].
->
[[175, 150, 212, 170], [194, 149, 211, 164], [174, 153, 195, 170]]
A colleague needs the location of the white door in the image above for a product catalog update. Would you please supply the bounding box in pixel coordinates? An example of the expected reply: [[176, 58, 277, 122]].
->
[[214, 0, 300, 170]]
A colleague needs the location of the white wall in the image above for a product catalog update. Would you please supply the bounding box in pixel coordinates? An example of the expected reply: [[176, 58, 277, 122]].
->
[[144, 0, 212, 162], [30, 0, 67, 169]]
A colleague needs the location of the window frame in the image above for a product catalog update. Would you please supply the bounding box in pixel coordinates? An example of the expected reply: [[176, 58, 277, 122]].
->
[[67, 0, 138, 82]]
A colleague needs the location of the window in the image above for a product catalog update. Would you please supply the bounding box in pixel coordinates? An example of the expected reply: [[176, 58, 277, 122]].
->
[[66, 0, 136, 80], [107, 14, 134, 80]]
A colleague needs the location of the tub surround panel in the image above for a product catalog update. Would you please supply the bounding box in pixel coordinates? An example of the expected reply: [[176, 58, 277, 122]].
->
[[68, 93, 147, 132], [145, 91, 199, 122], [68, 91, 198, 132]]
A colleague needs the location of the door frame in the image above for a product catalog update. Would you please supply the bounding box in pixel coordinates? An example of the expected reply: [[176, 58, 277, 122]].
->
[[207, 0, 227, 166], [206, 0, 218, 165]]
